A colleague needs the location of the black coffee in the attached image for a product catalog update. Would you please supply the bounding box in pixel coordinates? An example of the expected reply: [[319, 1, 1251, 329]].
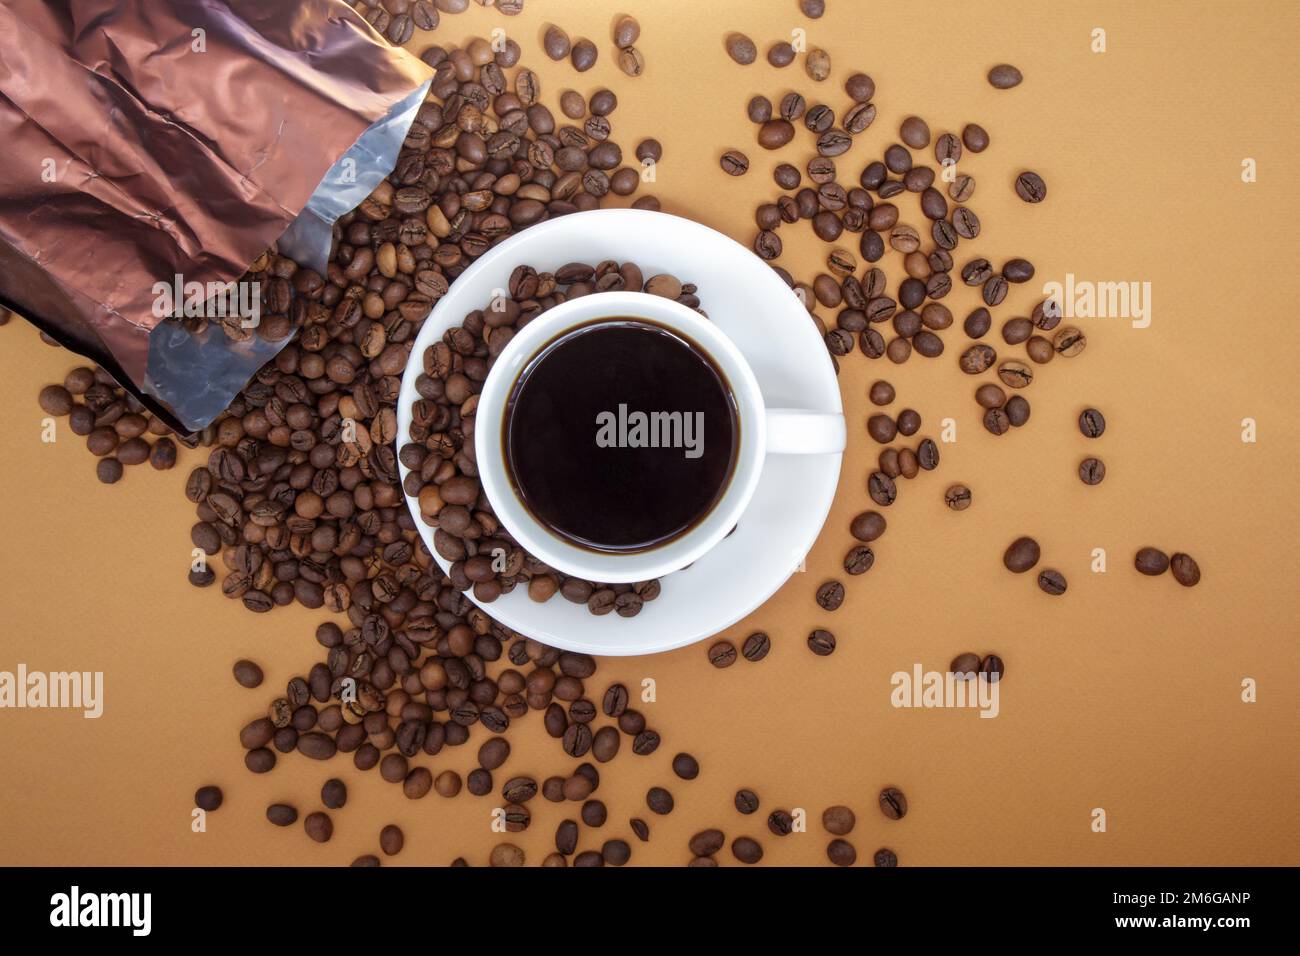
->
[[504, 319, 738, 552]]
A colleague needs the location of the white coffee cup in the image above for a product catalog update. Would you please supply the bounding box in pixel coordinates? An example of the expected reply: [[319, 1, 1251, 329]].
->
[[474, 290, 845, 584]]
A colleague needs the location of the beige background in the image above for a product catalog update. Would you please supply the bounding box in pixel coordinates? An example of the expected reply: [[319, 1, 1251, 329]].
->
[[1, 0, 1296, 866]]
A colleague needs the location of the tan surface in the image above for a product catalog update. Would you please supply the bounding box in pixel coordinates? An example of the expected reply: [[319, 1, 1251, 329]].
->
[[1, 0, 1297, 866]]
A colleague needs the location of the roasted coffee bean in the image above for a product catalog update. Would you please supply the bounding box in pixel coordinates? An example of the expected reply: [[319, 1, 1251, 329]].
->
[[768, 809, 794, 836], [1015, 170, 1047, 203], [1026, 335, 1054, 364], [1170, 553, 1201, 587], [232, 659, 263, 688], [950, 653, 981, 677], [963, 123, 989, 152], [1135, 547, 1170, 576], [321, 778, 348, 809], [988, 63, 1023, 88], [896, 409, 921, 436], [900, 115, 930, 148], [748, 95, 773, 123], [850, 511, 886, 542], [998, 361, 1033, 389], [983, 406, 1011, 435], [720, 150, 750, 176], [1038, 568, 1068, 595], [614, 15, 640, 48], [945, 484, 972, 511], [543, 24, 570, 60], [827, 839, 857, 866], [807, 629, 836, 656], [1004, 537, 1041, 573], [194, 786, 223, 811], [868, 471, 897, 506], [1079, 408, 1106, 437], [731, 836, 764, 864], [867, 413, 898, 444], [1079, 457, 1106, 485], [935, 132, 962, 165], [708, 640, 738, 668], [1004, 395, 1031, 426], [844, 547, 874, 576], [869, 380, 895, 405], [742, 631, 771, 662], [917, 439, 939, 469], [672, 752, 700, 780], [845, 72, 875, 102], [726, 32, 758, 65], [976, 383, 1007, 409], [960, 344, 996, 374], [570, 38, 598, 71], [817, 579, 846, 609], [1002, 317, 1033, 344], [266, 803, 298, 827], [767, 41, 796, 67], [964, 307, 992, 339], [1054, 326, 1087, 357], [874, 847, 899, 867], [304, 811, 333, 843], [689, 828, 725, 856], [632, 730, 661, 755], [646, 786, 674, 815], [878, 787, 908, 820], [758, 119, 795, 150], [949, 174, 976, 203]]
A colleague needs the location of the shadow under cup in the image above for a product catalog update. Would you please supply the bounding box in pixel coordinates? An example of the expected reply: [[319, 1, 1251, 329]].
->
[[502, 317, 741, 555]]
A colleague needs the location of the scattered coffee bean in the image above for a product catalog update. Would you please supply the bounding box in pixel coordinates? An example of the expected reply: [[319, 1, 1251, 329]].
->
[[742, 631, 771, 662], [823, 805, 855, 835], [987, 63, 1023, 88], [1079, 408, 1106, 437], [767, 41, 796, 67], [878, 787, 908, 820], [195, 786, 223, 811], [735, 789, 760, 814], [731, 836, 764, 864], [844, 546, 874, 576], [647, 786, 675, 815], [950, 652, 981, 677], [726, 32, 758, 65], [808, 629, 837, 656], [304, 811, 333, 843], [1170, 553, 1201, 587], [827, 838, 857, 866], [232, 659, 263, 688], [380, 824, 404, 856], [672, 752, 700, 780], [1004, 537, 1041, 573], [874, 847, 899, 867], [1037, 568, 1067, 596], [1079, 457, 1106, 485], [981, 654, 1005, 682], [817, 579, 846, 609], [945, 484, 972, 510], [266, 803, 297, 827], [850, 511, 886, 542], [720, 150, 750, 176], [1135, 547, 1170, 576], [1015, 170, 1047, 203], [708, 640, 738, 668]]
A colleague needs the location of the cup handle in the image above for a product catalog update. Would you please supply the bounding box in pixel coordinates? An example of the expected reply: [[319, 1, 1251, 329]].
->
[[765, 409, 846, 455]]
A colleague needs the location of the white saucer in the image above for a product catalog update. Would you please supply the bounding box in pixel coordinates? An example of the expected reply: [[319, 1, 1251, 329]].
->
[[396, 209, 843, 656]]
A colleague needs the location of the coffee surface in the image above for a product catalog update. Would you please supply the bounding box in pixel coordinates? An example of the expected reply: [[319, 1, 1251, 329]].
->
[[504, 320, 737, 552]]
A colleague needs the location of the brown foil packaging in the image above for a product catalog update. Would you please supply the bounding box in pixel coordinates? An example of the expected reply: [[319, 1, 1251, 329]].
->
[[0, 0, 432, 432]]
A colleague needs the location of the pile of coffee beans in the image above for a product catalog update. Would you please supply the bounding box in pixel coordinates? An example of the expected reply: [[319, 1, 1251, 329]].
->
[[38, 367, 178, 485], [356, 0, 527, 49], [403, 260, 701, 616]]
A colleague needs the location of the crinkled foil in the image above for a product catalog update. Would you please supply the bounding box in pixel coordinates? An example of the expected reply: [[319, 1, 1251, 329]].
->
[[0, 0, 431, 432]]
